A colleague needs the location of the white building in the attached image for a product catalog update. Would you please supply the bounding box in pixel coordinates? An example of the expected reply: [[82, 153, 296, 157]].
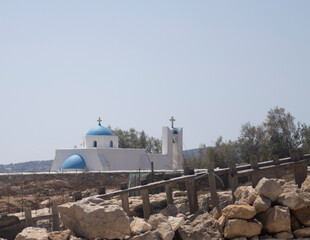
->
[[50, 117, 183, 171]]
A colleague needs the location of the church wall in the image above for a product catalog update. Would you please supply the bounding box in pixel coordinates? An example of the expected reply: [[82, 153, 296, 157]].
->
[[148, 153, 172, 170], [97, 148, 152, 171]]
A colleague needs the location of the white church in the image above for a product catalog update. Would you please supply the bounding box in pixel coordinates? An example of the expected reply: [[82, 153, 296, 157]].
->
[[50, 117, 184, 172]]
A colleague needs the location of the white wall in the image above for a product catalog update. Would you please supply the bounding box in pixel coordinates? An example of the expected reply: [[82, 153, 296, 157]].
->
[[83, 135, 119, 148]]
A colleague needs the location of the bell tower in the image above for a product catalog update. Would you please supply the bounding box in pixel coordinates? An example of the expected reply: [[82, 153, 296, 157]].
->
[[161, 117, 183, 170]]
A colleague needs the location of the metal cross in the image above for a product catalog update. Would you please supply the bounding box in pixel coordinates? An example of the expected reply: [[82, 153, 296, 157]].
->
[[97, 117, 102, 125], [170, 116, 175, 128]]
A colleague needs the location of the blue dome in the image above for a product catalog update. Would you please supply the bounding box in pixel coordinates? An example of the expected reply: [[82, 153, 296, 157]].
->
[[61, 154, 86, 170], [86, 124, 114, 136]]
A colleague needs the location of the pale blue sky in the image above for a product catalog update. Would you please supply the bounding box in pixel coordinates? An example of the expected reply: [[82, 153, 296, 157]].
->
[[0, 1, 309, 164]]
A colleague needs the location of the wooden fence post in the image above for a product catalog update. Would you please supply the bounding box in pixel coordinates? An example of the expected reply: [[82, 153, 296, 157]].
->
[[228, 161, 238, 202], [291, 149, 307, 188], [290, 149, 299, 161], [98, 187, 106, 195], [141, 188, 151, 219], [273, 155, 282, 179], [250, 155, 260, 188], [165, 183, 173, 205], [73, 191, 82, 201], [120, 183, 130, 215], [52, 205, 60, 231], [207, 162, 219, 210], [186, 179, 198, 214], [25, 207, 32, 227]]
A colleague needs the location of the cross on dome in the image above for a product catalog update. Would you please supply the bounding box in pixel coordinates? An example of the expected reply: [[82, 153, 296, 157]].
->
[[97, 117, 102, 126], [170, 116, 175, 128]]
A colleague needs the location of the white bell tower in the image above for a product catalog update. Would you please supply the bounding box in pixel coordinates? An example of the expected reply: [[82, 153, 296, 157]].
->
[[161, 117, 183, 170]]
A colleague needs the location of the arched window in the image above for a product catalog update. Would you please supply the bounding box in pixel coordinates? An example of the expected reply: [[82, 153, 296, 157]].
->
[[173, 130, 178, 135], [110, 140, 113, 148], [93, 141, 97, 147]]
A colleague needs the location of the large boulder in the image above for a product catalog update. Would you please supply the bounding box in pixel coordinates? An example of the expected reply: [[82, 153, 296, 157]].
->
[[258, 206, 291, 233], [130, 217, 152, 233], [178, 211, 222, 240], [277, 182, 310, 210], [301, 175, 310, 192], [274, 231, 294, 239], [159, 204, 178, 217], [58, 197, 131, 239], [148, 214, 174, 240], [293, 206, 310, 227], [15, 227, 49, 240], [131, 230, 161, 240], [167, 216, 185, 231], [253, 195, 271, 213], [224, 219, 262, 238], [221, 205, 256, 219], [48, 230, 71, 240], [255, 178, 282, 201], [0, 215, 24, 240], [294, 227, 310, 238], [234, 186, 257, 205]]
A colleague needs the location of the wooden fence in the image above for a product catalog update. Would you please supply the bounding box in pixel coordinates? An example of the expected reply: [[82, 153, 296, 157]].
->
[[20, 150, 310, 225]]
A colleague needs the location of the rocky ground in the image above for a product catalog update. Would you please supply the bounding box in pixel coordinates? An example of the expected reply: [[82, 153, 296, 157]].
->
[[2, 174, 310, 239]]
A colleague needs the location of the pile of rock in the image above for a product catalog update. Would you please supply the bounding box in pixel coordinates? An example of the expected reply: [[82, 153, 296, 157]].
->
[[217, 176, 310, 239], [55, 196, 221, 240]]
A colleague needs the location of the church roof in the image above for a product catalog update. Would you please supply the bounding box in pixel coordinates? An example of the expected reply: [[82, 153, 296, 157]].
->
[[61, 154, 86, 170], [86, 124, 114, 136]]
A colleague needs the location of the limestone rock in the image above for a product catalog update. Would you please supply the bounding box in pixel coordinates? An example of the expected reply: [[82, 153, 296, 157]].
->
[[148, 214, 174, 240], [249, 236, 259, 240], [255, 178, 282, 201], [168, 216, 185, 231], [217, 215, 227, 230], [294, 227, 310, 238], [131, 230, 161, 240], [274, 231, 294, 239], [15, 227, 49, 240], [294, 206, 310, 226], [148, 214, 168, 230], [130, 217, 152, 233], [259, 206, 291, 233], [234, 186, 257, 205], [291, 215, 302, 231], [231, 237, 247, 240], [277, 181, 310, 210], [253, 195, 271, 213], [301, 175, 310, 192], [221, 204, 256, 219], [48, 230, 71, 240], [224, 219, 262, 238], [199, 191, 233, 211], [175, 202, 188, 215], [58, 198, 131, 239], [178, 211, 222, 240], [69, 236, 86, 240], [159, 204, 178, 217]]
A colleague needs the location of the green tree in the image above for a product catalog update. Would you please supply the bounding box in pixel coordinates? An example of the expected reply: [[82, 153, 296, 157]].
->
[[264, 107, 308, 158], [238, 122, 270, 162], [112, 127, 161, 153]]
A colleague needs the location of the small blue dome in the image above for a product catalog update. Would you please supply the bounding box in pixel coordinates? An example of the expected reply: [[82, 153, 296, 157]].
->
[[86, 124, 114, 136], [62, 154, 86, 170]]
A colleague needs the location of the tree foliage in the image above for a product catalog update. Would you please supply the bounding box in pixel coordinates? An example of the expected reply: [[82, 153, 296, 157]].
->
[[184, 106, 310, 169], [111, 127, 161, 153]]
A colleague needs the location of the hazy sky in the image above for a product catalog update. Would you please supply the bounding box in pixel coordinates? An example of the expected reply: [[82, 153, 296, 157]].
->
[[0, 1, 309, 164]]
